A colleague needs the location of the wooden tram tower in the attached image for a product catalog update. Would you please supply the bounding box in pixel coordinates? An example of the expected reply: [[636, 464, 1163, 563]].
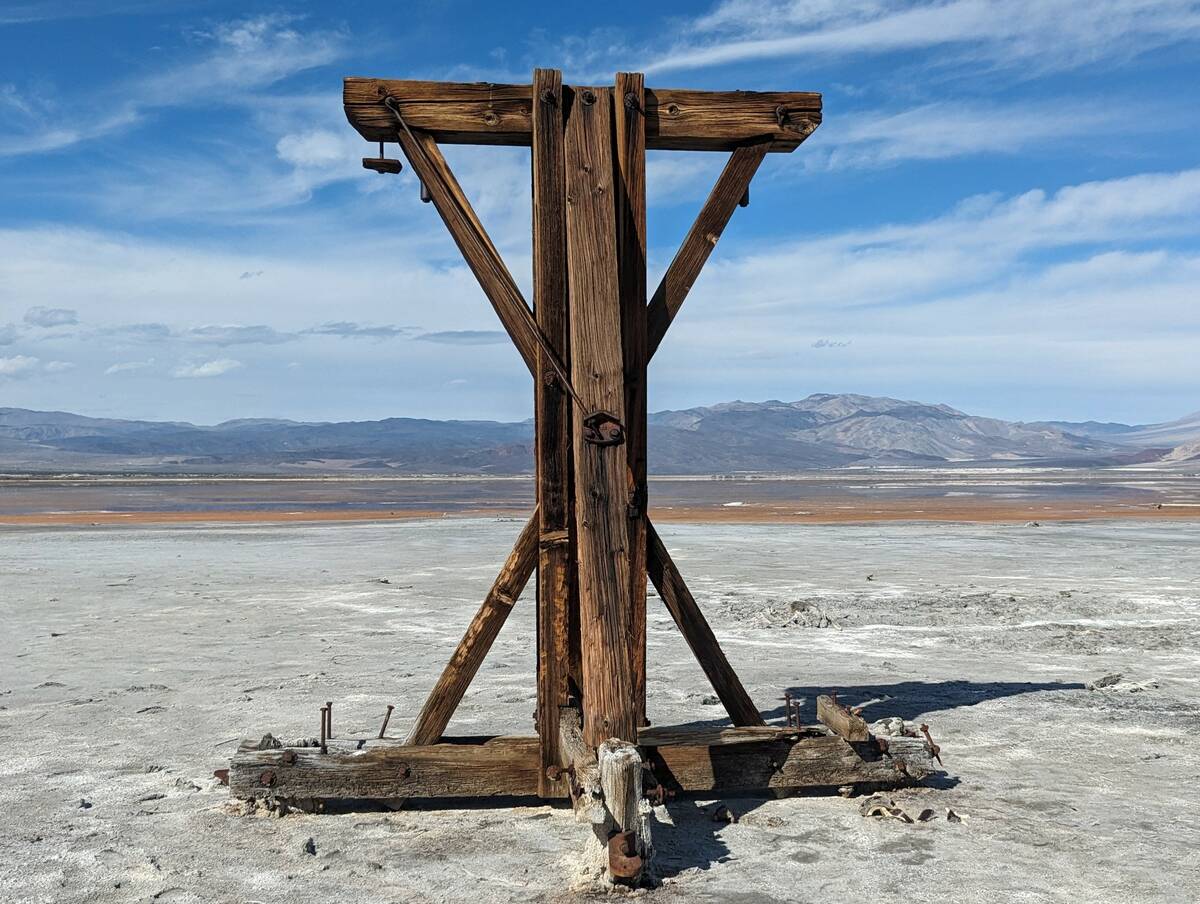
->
[[230, 69, 941, 885]]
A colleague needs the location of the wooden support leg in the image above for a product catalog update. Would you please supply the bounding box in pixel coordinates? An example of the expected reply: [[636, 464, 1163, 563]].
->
[[646, 519, 765, 727], [615, 71, 649, 729], [405, 511, 539, 746], [533, 67, 574, 798], [565, 85, 637, 747]]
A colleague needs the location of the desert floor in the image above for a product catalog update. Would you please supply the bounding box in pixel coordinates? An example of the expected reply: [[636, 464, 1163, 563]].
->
[[2, 516, 1199, 902]]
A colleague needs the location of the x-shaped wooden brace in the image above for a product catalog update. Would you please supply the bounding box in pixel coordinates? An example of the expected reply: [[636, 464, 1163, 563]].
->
[[396, 101, 770, 753]]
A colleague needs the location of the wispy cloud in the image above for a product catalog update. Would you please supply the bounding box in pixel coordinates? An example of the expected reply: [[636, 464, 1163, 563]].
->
[[416, 330, 509, 345], [304, 322, 413, 340], [0, 14, 347, 158], [644, 0, 1200, 76], [105, 359, 155, 375], [23, 306, 78, 327], [172, 358, 242, 378], [807, 100, 1135, 170], [0, 355, 40, 377]]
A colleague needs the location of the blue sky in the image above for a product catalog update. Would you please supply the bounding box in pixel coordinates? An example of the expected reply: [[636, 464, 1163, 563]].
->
[[1, 0, 1198, 425]]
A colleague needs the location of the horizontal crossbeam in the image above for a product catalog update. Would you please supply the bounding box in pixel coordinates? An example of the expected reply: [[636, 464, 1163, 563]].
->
[[229, 731, 940, 801], [345, 79, 821, 152]]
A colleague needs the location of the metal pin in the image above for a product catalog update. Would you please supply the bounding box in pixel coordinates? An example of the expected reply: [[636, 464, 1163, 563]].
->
[[319, 706, 328, 754], [378, 704, 395, 739], [739, 187, 750, 208], [784, 692, 793, 728], [420, 180, 432, 203], [325, 701, 333, 739]]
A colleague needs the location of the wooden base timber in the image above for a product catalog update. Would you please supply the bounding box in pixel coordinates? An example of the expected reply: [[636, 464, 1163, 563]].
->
[[229, 723, 941, 804]]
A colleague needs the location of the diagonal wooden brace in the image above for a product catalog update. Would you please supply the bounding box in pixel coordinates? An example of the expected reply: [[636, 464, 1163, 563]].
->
[[646, 140, 770, 359], [405, 510, 540, 745], [646, 519, 765, 726]]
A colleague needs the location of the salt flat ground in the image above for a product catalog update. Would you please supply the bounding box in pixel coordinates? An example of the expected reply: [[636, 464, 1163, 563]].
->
[[2, 518, 1198, 903]]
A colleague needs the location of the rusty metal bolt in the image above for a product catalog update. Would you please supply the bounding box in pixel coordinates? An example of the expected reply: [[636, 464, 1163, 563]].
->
[[483, 111, 499, 126], [282, 750, 297, 766], [624, 92, 639, 111], [580, 89, 597, 106], [539, 88, 556, 105], [259, 769, 277, 787], [546, 765, 564, 781]]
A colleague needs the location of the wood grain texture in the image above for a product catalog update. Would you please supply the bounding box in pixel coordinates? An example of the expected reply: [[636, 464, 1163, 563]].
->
[[345, 78, 821, 151], [230, 736, 541, 799], [391, 127, 540, 376], [637, 724, 808, 748], [559, 707, 605, 823], [646, 519, 764, 727], [564, 86, 637, 747], [532, 68, 573, 799], [646, 141, 770, 359], [816, 694, 871, 742], [615, 71, 649, 730], [405, 512, 539, 746], [648, 734, 940, 793]]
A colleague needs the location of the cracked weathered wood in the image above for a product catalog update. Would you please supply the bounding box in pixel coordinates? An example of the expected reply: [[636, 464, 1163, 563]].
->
[[533, 67, 574, 798], [646, 140, 770, 359], [565, 85, 637, 747], [559, 707, 604, 823], [637, 724, 807, 748], [405, 511, 539, 746], [648, 734, 940, 793], [615, 70, 649, 730], [646, 519, 764, 727], [230, 735, 542, 799], [345, 79, 821, 151], [817, 694, 871, 742]]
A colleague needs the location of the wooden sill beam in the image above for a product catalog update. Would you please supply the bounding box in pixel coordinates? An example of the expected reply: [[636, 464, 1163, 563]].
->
[[345, 79, 821, 152], [229, 731, 940, 801]]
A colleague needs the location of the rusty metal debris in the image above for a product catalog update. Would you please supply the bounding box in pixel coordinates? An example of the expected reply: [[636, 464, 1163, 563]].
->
[[920, 723, 942, 765], [378, 703, 395, 739], [607, 830, 643, 880], [582, 410, 625, 447], [213, 768, 229, 786]]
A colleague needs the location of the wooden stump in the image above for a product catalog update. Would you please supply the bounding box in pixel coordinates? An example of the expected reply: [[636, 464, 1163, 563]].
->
[[577, 739, 653, 887]]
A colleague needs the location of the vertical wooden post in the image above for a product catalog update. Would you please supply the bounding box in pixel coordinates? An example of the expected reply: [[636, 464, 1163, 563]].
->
[[614, 72, 648, 729], [565, 85, 637, 747], [532, 67, 573, 798]]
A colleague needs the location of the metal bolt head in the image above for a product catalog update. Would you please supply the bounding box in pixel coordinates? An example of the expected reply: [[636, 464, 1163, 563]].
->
[[259, 769, 277, 787], [539, 88, 557, 105], [580, 89, 597, 106], [281, 750, 297, 766]]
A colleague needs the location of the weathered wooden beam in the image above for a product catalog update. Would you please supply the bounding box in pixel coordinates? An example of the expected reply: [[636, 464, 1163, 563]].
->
[[405, 511, 539, 746], [817, 694, 871, 742], [345, 79, 822, 152], [648, 734, 940, 793], [559, 707, 604, 823], [565, 86, 637, 747], [231, 736, 542, 800], [532, 67, 573, 799], [645, 140, 770, 359], [390, 126, 540, 376], [615, 71, 649, 730], [646, 519, 764, 727], [637, 724, 806, 748], [598, 739, 651, 884]]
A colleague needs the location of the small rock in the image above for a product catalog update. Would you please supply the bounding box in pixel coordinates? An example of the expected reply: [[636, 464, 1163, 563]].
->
[[371, 578, 391, 584], [173, 778, 200, 793], [859, 794, 913, 823], [302, 837, 317, 856], [79, 799, 93, 810], [1087, 673, 1123, 690], [917, 808, 936, 822], [712, 804, 737, 824], [1025, 521, 1041, 527], [700, 695, 719, 706], [946, 809, 962, 823]]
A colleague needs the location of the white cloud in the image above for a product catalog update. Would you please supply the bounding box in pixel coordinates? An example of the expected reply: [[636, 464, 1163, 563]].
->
[[0, 355, 40, 377], [645, 0, 1200, 76], [172, 358, 243, 379], [43, 360, 75, 373], [276, 129, 351, 167], [808, 101, 1132, 170], [105, 359, 155, 375]]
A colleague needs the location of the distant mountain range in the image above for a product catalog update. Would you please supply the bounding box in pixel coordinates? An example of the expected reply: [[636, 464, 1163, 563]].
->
[[2, 394, 1198, 474]]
